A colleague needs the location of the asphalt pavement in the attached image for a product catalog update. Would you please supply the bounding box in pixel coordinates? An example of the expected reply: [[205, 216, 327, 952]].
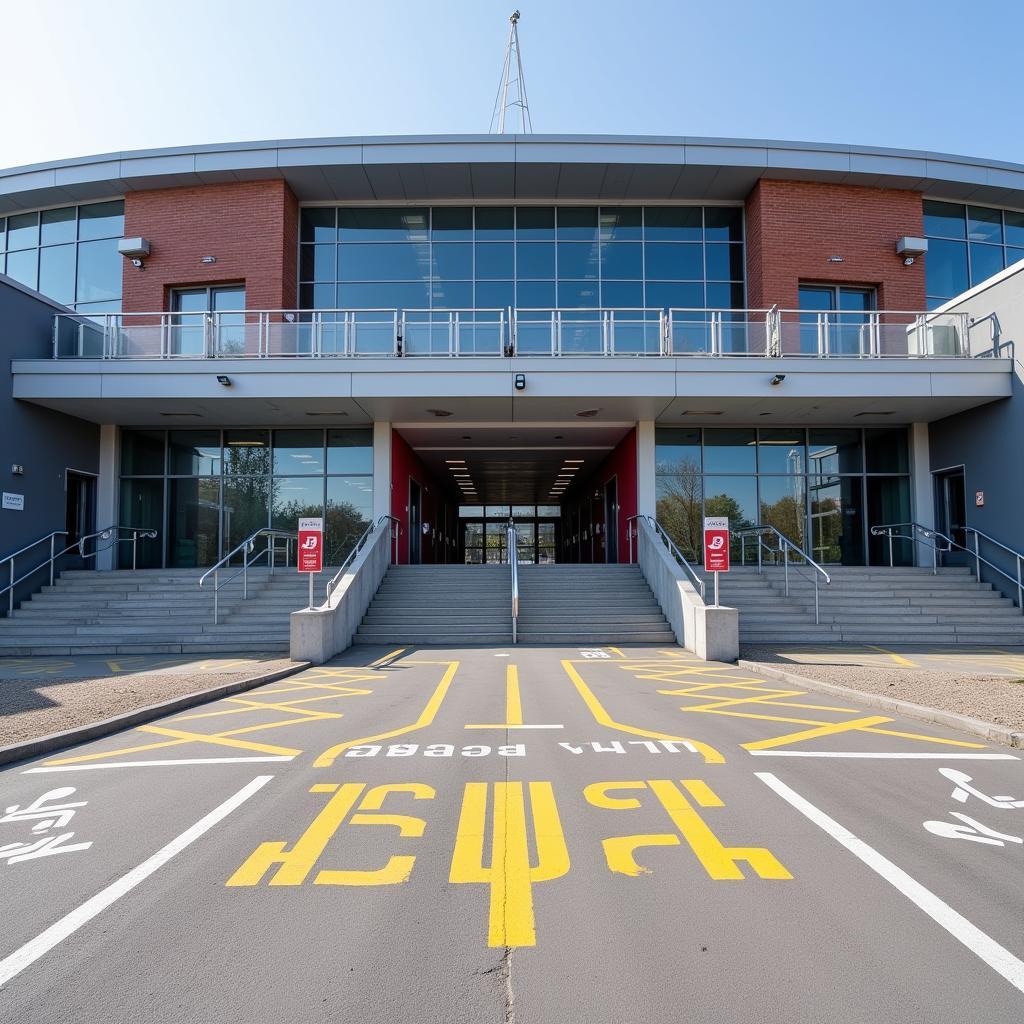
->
[[1, 643, 1023, 1022]]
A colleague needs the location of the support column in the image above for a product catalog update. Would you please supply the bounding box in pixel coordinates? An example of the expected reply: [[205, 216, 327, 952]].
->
[[372, 421, 392, 522], [96, 424, 118, 571], [910, 422, 933, 568], [637, 420, 656, 518]]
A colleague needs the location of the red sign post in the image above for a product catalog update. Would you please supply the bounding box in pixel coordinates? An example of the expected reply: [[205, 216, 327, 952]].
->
[[298, 516, 323, 608], [703, 516, 730, 606]]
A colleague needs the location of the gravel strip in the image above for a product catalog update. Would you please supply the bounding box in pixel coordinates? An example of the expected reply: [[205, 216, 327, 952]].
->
[[0, 659, 297, 745], [742, 647, 1024, 732]]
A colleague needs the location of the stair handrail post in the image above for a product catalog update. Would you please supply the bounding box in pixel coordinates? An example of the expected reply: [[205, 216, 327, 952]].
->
[[888, 529, 894, 568], [213, 569, 219, 626], [974, 531, 982, 585], [783, 544, 790, 596], [49, 534, 56, 588]]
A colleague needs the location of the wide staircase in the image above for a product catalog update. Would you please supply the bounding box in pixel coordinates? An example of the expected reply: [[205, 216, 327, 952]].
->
[[516, 564, 675, 644], [0, 568, 314, 656], [722, 565, 1024, 647], [355, 564, 513, 645]]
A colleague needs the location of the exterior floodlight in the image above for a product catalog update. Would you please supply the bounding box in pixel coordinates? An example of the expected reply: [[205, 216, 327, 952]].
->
[[216, 375, 232, 386], [770, 374, 786, 386], [896, 236, 929, 265], [514, 373, 526, 391], [118, 237, 151, 270]]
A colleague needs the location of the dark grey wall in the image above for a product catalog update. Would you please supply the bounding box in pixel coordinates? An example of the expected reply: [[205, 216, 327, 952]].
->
[[0, 276, 99, 606]]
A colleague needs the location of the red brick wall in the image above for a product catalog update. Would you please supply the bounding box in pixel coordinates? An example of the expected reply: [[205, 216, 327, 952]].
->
[[745, 180, 925, 310], [121, 180, 298, 312]]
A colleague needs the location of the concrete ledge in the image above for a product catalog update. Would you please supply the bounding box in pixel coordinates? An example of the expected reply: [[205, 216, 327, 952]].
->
[[739, 659, 1024, 749], [0, 660, 309, 768]]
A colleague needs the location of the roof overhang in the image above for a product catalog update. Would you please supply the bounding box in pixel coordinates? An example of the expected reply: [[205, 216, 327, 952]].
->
[[2, 134, 1024, 213]]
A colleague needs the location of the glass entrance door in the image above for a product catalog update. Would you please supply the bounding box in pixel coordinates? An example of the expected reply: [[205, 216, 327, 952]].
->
[[798, 285, 876, 355], [936, 468, 967, 549]]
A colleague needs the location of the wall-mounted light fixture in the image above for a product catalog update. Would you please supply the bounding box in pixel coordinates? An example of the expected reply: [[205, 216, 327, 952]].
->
[[201, 256, 217, 264], [514, 373, 526, 391], [117, 237, 151, 270], [216, 375, 232, 387], [895, 236, 929, 266], [827, 255, 844, 263], [770, 374, 786, 387]]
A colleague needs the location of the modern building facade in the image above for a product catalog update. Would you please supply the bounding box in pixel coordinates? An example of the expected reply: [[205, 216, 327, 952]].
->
[[2, 134, 1023, 608]]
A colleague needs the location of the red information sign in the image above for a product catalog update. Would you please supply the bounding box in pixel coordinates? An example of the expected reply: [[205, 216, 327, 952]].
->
[[298, 517, 323, 574], [703, 516, 730, 573]]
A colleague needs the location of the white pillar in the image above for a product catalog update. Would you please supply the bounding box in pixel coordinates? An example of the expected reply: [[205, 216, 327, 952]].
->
[[910, 422, 933, 568], [637, 420, 656, 518], [372, 421, 392, 521], [96, 424, 118, 570]]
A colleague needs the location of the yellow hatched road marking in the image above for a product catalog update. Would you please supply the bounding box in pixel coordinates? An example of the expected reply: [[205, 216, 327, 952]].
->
[[608, 647, 626, 658], [561, 660, 724, 764], [314, 661, 460, 767], [867, 646, 919, 668], [369, 647, 407, 668], [505, 664, 523, 725]]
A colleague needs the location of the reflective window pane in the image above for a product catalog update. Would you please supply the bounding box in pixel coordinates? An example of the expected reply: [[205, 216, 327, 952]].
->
[[601, 281, 644, 307], [557, 241, 600, 279], [7, 212, 38, 250], [272, 477, 325, 533], [326, 428, 373, 473], [556, 207, 598, 240], [516, 207, 554, 239], [40, 207, 76, 245], [557, 280, 599, 307], [1008, 247, 1024, 269], [38, 243, 76, 304], [923, 200, 966, 239], [301, 207, 336, 243], [475, 207, 514, 240], [1006, 210, 1024, 247], [299, 244, 336, 281], [118, 480, 163, 568], [431, 242, 473, 279], [704, 243, 744, 281], [338, 282, 429, 308], [475, 242, 514, 279], [338, 207, 429, 241], [702, 477, 757, 537], [516, 280, 556, 308], [600, 242, 642, 279], [967, 206, 1003, 244], [656, 473, 702, 561], [644, 243, 703, 280], [759, 476, 806, 551], [0, 217, 6, 250], [169, 478, 220, 567], [656, 428, 701, 472], [808, 429, 863, 474], [223, 430, 271, 475], [810, 475, 864, 564], [516, 242, 555, 279], [338, 242, 430, 281], [865, 428, 909, 473], [867, 477, 912, 565], [168, 430, 221, 475], [645, 281, 703, 309], [703, 207, 743, 241], [705, 283, 745, 309], [476, 279, 514, 309], [644, 207, 702, 241], [924, 238, 968, 300], [599, 207, 642, 240], [703, 429, 756, 473], [121, 429, 166, 475], [431, 207, 472, 239], [222, 478, 270, 553], [970, 243, 1004, 286], [273, 429, 325, 475], [757, 429, 806, 474], [431, 280, 473, 309], [5, 247, 37, 289], [76, 238, 120, 302], [78, 201, 124, 240]]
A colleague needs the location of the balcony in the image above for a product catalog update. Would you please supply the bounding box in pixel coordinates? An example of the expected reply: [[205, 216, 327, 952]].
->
[[51, 307, 973, 360]]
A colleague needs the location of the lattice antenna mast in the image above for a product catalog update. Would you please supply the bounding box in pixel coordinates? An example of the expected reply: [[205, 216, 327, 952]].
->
[[489, 11, 533, 134]]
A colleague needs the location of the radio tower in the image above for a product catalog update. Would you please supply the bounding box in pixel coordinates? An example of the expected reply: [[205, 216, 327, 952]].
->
[[489, 11, 533, 134]]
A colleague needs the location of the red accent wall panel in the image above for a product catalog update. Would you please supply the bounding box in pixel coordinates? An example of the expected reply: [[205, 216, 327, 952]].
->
[[390, 430, 455, 565], [121, 180, 299, 313], [745, 179, 925, 310], [570, 427, 638, 563]]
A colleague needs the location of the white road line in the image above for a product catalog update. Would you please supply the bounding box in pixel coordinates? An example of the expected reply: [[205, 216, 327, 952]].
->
[[748, 751, 1018, 760], [756, 771, 1024, 996], [0, 774, 273, 990], [24, 757, 294, 773]]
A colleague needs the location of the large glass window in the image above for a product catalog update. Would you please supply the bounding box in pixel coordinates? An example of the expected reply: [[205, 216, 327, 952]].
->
[[1, 201, 124, 311], [299, 205, 745, 312], [118, 428, 373, 568], [924, 200, 1024, 308], [654, 427, 910, 566]]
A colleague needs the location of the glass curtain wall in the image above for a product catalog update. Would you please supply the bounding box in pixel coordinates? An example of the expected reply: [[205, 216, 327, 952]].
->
[[299, 206, 745, 313], [655, 426, 911, 566], [119, 428, 373, 568], [0, 201, 124, 313], [924, 201, 1024, 308]]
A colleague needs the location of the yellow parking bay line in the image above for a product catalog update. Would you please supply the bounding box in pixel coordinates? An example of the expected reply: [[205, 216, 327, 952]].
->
[[314, 661, 460, 767], [561, 660, 724, 764]]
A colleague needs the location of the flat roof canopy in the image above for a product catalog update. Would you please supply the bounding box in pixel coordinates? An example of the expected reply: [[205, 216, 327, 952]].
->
[[1, 134, 1024, 214]]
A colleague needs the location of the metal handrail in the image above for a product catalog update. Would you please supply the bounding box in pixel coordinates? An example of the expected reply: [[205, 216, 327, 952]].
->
[[871, 521, 1024, 611], [1, 525, 157, 613], [507, 523, 519, 643], [736, 525, 831, 624], [627, 514, 706, 601], [322, 515, 401, 606], [199, 528, 297, 625]]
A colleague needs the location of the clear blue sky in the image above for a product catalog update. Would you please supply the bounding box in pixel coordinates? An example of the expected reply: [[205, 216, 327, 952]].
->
[[5, 0, 1023, 169]]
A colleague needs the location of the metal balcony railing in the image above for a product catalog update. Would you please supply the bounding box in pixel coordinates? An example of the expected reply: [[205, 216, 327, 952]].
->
[[51, 307, 973, 360]]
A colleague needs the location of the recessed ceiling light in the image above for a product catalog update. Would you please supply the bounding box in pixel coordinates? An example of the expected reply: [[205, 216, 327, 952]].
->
[[680, 411, 724, 416], [576, 409, 600, 418], [854, 411, 896, 417], [565, 459, 584, 464], [305, 411, 348, 417], [446, 459, 466, 465], [427, 409, 453, 417]]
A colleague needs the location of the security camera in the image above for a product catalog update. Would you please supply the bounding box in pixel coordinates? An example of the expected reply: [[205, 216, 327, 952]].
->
[[131, 257, 144, 269]]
